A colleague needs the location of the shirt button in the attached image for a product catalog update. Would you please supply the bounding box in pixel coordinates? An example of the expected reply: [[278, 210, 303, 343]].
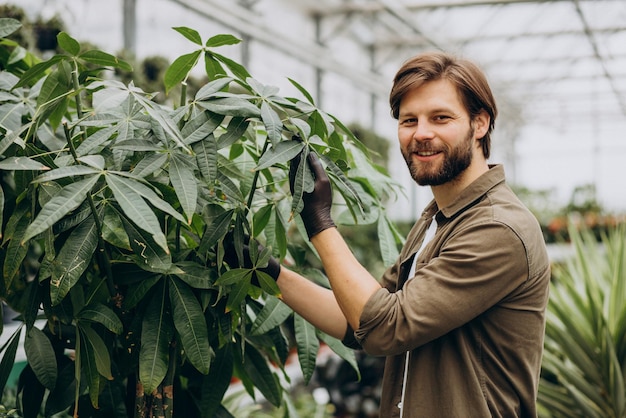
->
[[397, 401, 403, 409]]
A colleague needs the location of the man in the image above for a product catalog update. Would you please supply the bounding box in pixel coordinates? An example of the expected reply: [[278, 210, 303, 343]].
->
[[247, 52, 551, 417]]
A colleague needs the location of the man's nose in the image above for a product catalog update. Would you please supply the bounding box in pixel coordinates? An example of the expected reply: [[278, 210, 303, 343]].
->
[[412, 121, 435, 141]]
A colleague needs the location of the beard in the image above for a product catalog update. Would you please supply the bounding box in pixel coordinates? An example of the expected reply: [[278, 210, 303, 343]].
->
[[403, 126, 475, 186]]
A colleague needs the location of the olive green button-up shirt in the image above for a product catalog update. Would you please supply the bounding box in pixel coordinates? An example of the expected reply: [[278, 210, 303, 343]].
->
[[349, 165, 550, 417]]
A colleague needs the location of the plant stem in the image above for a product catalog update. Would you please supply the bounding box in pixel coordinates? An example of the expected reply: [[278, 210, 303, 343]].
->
[[71, 61, 88, 142], [134, 378, 146, 418], [163, 342, 177, 418], [180, 81, 187, 108], [245, 139, 271, 215]]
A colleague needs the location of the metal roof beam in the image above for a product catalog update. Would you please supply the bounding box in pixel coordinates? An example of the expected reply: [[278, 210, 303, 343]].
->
[[168, 0, 390, 97]]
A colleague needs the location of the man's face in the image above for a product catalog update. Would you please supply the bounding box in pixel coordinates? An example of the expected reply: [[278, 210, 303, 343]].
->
[[397, 79, 480, 186]]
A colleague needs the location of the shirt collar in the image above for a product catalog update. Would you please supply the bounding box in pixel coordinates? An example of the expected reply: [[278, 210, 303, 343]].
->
[[422, 164, 506, 221]]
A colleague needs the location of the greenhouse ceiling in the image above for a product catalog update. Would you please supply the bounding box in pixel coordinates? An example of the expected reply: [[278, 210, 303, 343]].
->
[[181, 0, 625, 133]]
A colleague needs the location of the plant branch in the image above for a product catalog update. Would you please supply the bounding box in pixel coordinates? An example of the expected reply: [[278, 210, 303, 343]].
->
[[245, 139, 271, 214]]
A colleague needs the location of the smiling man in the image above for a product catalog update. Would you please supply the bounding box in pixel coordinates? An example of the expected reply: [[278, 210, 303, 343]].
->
[[244, 52, 551, 417]]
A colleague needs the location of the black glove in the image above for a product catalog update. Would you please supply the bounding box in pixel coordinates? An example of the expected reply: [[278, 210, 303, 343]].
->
[[289, 151, 336, 239], [223, 234, 281, 285]]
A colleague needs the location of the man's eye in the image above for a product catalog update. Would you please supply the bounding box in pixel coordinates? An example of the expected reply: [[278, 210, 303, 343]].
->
[[434, 115, 450, 122]]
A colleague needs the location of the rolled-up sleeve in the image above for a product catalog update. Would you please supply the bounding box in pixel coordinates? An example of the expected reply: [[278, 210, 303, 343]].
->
[[353, 221, 530, 356]]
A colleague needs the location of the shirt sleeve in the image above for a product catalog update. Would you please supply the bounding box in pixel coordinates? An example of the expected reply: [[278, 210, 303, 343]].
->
[[354, 221, 530, 356]]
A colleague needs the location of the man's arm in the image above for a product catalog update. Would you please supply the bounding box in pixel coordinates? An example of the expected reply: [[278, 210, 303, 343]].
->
[[276, 267, 350, 340], [309, 228, 382, 331]]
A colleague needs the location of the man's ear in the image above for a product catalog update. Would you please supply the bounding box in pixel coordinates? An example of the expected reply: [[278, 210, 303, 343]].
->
[[473, 109, 490, 139]]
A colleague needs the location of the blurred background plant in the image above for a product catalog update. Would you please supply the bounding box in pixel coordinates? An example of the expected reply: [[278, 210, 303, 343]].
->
[[537, 223, 626, 417]]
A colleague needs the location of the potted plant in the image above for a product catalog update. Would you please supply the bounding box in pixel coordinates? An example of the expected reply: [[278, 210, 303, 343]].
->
[[0, 20, 402, 417]]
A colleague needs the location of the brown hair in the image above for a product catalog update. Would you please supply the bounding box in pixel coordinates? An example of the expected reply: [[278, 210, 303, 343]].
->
[[389, 52, 497, 158]]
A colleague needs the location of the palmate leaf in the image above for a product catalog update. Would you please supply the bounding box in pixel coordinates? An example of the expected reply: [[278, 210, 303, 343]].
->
[[294, 313, 319, 385], [169, 153, 198, 224], [139, 282, 173, 394], [79, 50, 132, 71], [24, 327, 57, 390], [106, 173, 169, 253], [194, 77, 233, 101], [197, 97, 260, 118], [168, 277, 212, 374], [22, 174, 99, 243], [50, 216, 99, 306]]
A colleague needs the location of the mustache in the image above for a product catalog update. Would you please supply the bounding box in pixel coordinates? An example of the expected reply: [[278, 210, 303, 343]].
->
[[406, 142, 443, 154]]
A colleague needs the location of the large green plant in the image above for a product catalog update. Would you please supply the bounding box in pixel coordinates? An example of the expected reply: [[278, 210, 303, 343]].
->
[[538, 223, 626, 417], [0, 20, 402, 417]]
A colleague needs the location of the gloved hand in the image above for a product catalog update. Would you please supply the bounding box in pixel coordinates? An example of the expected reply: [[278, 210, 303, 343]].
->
[[222, 233, 281, 285], [289, 151, 336, 239]]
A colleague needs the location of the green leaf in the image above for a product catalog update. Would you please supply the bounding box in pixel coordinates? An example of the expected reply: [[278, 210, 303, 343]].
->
[[77, 326, 101, 407], [212, 52, 251, 80], [24, 327, 57, 390], [182, 111, 223, 145], [173, 26, 203, 45], [198, 97, 260, 118], [250, 296, 292, 336], [79, 325, 113, 379], [194, 77, 233, 101], [294, 313, 319, 384], [101, 205, 130, 249], [132, 153, 168, 178], [13, 55, 64, 89], [79, 50, 132, 71], [199, 346, 233, 418], [217, 116, 249, 149], [256, 139, 304, 171], [109, 172, 186, 224], [3, 202, 31, 289], [23, 175, 99, 243], [56, 32, 80, 56], [0, 18, 21, 38], [193, 136, 218, 185], [77, 303, 123, 335], [205, 34, 241, 48], [378, 213, 400, 267], [169, 277, 212, 374], [164, 50, 202, 93], [0, 156, 49, 171], [50, 216, 98, 305], [318, 331, 360, 380], [0, 327, 22, 397], [106, 173, 169, 253], [139, 282, 173, 394], [169, 153, 198, 224], [260, 100, 283, 146], [198, 208, 233, 255], [288, 77, 316, 104], [31, 165, 99, 183], [121, 211, 172, 273], [241, 342, 282, 407], [123, 275, 162, 310], [173, 261, 216, 289]]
